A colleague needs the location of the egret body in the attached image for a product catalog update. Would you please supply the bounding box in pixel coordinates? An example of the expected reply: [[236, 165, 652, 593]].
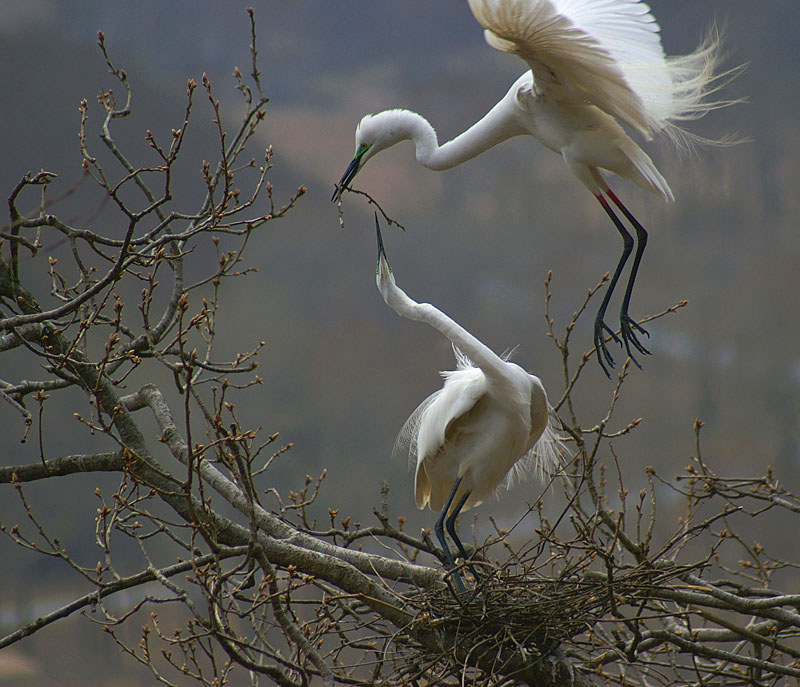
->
[[375, 218, 560, 591], [337, 0, 738, 375]]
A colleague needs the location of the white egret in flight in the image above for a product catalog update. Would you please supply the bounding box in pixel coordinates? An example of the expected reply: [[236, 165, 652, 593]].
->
[[335, 0, 739, 375], [375, 216, 561, 591]]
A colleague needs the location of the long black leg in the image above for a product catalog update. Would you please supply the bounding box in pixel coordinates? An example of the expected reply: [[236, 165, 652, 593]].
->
[[445, 489, 482, 584], [607, 189, 651, 360], [434, 477, 466, 593], [593, 193, 633, 377]]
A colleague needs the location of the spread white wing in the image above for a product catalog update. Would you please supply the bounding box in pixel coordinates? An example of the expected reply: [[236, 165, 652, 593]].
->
[[467, 0, 701, 140]]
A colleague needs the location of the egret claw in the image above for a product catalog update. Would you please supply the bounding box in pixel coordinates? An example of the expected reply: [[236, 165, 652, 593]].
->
[[620, 314, 651, 360], [594, 316, 623, 378]]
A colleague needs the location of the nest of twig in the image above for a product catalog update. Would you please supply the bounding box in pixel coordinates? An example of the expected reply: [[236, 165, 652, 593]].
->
[[409, 560, 697, 664]]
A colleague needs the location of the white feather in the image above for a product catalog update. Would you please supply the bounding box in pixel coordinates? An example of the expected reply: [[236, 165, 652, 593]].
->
[[501, 406, 565, 492], [391, 348, 557, 513], [467, 0, 737, 146]]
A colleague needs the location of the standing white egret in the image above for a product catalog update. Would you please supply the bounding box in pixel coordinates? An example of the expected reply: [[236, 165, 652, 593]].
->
[[375, 216, 561, 591], [335, 0, 740, 375]]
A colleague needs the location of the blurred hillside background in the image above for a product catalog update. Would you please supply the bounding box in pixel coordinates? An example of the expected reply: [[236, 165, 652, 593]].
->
[[0, 1, 797, 684]]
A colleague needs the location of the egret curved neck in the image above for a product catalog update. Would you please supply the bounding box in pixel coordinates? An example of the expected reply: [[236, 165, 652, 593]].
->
[[422, 97, 524, 171], [381, 279, 511, 381]]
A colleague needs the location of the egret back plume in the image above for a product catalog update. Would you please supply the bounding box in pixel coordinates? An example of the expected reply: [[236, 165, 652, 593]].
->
[[657, 27, 748, 153], [393, 388, 442, 473]]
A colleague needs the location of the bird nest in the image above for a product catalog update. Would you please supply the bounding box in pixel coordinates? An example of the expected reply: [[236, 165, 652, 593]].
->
[[407, 560, 695, 665]]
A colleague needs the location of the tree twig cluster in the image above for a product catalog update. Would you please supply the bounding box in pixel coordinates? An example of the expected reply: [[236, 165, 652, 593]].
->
[[1, 12, 798, 687]]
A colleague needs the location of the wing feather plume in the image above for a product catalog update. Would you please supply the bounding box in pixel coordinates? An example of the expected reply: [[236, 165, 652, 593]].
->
[[468, 0, 732, 144]]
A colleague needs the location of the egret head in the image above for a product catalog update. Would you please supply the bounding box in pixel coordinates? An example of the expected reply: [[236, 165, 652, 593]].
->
[[331, 110, 416, 201]]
